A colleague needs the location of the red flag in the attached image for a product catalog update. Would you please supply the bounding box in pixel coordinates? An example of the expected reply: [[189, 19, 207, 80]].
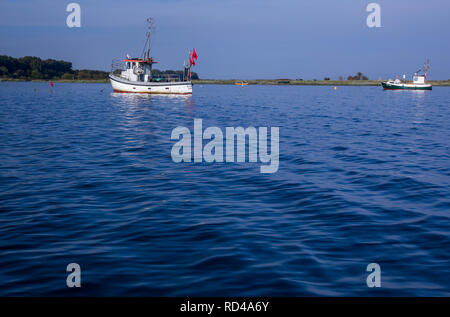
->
[[189, 56, 193, 66], [49, 81, 54, 87], [192, 48, 198, 60]]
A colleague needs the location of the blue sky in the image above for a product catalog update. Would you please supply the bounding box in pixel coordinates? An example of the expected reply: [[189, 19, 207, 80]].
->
[[0, 0, 449, 79]]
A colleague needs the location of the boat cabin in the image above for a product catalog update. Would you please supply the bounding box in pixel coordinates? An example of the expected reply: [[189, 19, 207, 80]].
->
[[121, 58, 157, 82], [413, 74, 426, 84]]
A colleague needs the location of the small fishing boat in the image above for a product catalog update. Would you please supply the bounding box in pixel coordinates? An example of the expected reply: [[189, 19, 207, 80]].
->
[[382, 60, 432, 90], [235, 81, 248, 86], [109, 18, 197, 94]]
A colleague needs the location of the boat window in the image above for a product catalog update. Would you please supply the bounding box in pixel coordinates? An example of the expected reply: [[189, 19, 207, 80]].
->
[[127, 62, 130, 69]]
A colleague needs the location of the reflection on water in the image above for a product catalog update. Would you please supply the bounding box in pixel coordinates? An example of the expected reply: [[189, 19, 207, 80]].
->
[[111, 92, 195, 110], [109, 92, 197, 164]]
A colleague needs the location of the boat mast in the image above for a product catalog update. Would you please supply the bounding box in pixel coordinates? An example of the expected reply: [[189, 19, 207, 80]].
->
[[142, 18, 155, 60]]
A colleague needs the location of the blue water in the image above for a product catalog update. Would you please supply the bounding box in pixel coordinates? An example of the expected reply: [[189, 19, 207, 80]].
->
[[0, 82, 449, 296]]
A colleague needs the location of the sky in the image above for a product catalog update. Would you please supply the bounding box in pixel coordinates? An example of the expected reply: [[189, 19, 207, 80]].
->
[[0, 0, 449, 80]]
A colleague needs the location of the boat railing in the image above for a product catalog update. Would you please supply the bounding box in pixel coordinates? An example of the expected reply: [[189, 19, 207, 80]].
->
[[110, 59, 188, 82], [152, 74, 185, 82], [110, 59, 128, 79]]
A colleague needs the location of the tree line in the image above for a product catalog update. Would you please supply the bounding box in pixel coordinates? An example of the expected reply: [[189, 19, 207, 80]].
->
[[345, 72, 369, 80], [0, 55, 199, 80], [326, 73, 369, 81], [0, 55, 108, 80]]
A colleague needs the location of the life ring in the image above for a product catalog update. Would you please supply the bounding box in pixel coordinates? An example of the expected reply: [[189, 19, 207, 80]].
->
[[133, 64, 144, 75]]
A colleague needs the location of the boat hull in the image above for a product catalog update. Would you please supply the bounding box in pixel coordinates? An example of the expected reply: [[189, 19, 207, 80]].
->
[[109, 74, 193, 94], [382, 82, 432, 90]]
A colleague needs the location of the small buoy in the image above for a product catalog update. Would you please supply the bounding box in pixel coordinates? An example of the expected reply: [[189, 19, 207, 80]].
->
[[334, 86, 337, 90]]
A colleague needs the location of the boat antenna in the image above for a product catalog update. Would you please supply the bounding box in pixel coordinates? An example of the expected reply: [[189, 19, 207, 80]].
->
[[141, 18, 155, 60]]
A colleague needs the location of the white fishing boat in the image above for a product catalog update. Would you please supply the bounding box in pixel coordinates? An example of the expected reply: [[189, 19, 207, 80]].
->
[[109, 18, 197, 94], [382, 60, 432, 90]]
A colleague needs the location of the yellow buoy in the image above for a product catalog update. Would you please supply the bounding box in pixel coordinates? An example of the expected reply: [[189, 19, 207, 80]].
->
[[334, 86, 337, 90]]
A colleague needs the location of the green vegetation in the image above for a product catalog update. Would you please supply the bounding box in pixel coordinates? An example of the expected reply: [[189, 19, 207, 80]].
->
[[347, 72, 369, 80], [0, 55, 108, 81], [193, 79, 450, 86], [192, 79, 380, 86], [0, 55, 199, 82]]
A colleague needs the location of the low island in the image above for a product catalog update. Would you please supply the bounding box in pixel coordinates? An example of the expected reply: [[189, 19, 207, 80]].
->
[[1, 55, 449, 86]]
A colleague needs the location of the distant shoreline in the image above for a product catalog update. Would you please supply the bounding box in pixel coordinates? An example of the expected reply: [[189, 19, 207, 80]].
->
[[1, 78, 450, 86], [193, 79, 450, 86], [0, 78, 109, 83]]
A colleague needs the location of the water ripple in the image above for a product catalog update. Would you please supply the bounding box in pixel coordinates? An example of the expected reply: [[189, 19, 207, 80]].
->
[[0, 83, 449, 296]]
